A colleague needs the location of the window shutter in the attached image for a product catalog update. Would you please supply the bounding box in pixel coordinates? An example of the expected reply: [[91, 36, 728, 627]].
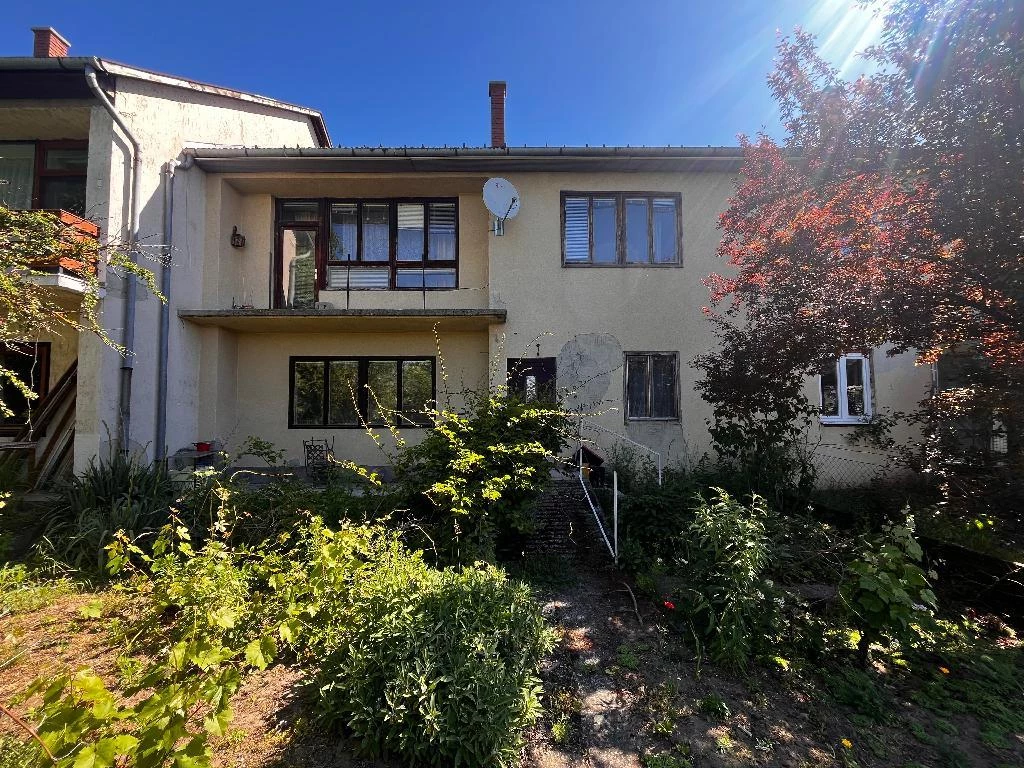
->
[[563, 197, 590, 262]]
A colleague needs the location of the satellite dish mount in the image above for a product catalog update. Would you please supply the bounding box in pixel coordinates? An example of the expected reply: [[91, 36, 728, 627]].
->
[[483, 177, 521, 236]]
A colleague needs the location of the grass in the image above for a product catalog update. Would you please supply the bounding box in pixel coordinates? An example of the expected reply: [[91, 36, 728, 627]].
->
[[0, 734, 42, 768], [0, 563, 77, 614]]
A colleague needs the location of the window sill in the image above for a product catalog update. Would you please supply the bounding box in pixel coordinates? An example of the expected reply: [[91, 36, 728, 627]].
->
[[819, 417, 872, 426], [625, 417, 679, 423]]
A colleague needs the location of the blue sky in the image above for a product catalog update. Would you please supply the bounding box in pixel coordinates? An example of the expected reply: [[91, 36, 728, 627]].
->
[[1, 1, 885, 148]]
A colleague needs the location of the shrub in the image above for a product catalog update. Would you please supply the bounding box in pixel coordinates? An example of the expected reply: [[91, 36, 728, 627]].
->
[[666, 488, 783, 669], [618, 473, 699, 569], [393, 391, 569, 564], [841, 517, 937, 664], [38, 453, 172, 573], [310, 535, 554, 766]]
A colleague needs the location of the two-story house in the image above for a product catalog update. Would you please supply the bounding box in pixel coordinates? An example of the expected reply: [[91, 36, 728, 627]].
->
[[1, 30, 931, 484], [0, 28, 328, 478]]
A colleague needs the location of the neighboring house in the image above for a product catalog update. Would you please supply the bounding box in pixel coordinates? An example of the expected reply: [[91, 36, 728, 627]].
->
[[0, 29, 931, 484], [0, 28, 328, 478]]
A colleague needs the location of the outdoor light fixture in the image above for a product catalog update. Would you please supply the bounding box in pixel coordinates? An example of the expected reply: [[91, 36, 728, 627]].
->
[[230, 226, 246, 248]]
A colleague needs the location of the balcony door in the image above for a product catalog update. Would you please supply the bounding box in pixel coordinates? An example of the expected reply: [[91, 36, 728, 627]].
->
[[278, 226, 318, 308]]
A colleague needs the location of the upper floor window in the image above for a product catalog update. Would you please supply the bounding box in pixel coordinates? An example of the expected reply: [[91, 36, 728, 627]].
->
[[625, 352, 678, 420], [276, 198, 458, 306], [820, 353, 872, 424], [562, 192, 681, 266], [0, 142, 88, 215]]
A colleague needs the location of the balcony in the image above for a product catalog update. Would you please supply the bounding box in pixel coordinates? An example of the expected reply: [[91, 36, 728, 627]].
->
[[26, 210, 98, 294], [177, 307, 507, 333]]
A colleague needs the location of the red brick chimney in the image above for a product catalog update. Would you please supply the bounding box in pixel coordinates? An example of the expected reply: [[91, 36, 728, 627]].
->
[[488, 81, 506, 149], [32, 27, 70, 58]]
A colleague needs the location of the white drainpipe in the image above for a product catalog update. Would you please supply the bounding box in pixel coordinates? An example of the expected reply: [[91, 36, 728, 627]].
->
[[84, 61, 142, 456]]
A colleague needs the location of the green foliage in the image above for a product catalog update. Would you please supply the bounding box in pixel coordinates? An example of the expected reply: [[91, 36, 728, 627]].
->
[[841, 518, 937, 663], [667, 488, 783, 670], [38, 453, 172, 573], [310, 533, 554, 767], [695, 692, 731, 720], [822, 666, 891, 724], [0, 562, 77, 614], [392, 391, 569, 564], [0, 734, 39, 768], [0, 206, 161, 418]]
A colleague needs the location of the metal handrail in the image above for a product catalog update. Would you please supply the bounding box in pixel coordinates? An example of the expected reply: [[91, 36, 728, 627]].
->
[[577, 452, 615, 559], [579, 417, 663, 486]]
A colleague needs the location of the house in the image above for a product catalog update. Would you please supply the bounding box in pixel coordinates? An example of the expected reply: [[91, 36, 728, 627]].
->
[[0, 29, 931, 485], [0, 27, 328, 479]]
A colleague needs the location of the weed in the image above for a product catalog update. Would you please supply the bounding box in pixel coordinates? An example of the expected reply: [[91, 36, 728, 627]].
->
[[695, 693, 730, 720], [0, 735, 40, 768], [551, 716, 571, 745]]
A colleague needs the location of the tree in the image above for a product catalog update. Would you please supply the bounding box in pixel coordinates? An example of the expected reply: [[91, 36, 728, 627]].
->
[[697, 1, 1024, 508], [0, 207, 159, 419]]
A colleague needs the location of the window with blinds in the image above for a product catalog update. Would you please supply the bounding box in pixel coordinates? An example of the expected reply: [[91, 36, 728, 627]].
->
[[276, 199, 458, 297], [562, 192, 681, 266]]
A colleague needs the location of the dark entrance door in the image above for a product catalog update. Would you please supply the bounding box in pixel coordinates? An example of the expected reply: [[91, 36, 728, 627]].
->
[[507, 357, 557, 402]]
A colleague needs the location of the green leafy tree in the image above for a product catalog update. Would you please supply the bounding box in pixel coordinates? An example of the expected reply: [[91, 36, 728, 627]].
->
[[0, 207, 160, 418]]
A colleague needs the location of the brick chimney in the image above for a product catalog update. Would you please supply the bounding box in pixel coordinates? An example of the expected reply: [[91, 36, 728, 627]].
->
[[32, 27, 70, 58], [488, 81, 506, 149]]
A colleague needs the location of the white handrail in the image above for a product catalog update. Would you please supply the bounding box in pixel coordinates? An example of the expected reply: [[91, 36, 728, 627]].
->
[[577, 451, 615, 558], [579, 418, 663, 486]]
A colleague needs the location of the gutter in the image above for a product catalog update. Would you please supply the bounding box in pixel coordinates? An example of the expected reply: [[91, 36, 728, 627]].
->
[[84, 61, 141, 456]]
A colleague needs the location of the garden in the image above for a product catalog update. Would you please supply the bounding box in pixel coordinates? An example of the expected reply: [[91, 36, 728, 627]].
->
[[4, 0, 1024, 765]]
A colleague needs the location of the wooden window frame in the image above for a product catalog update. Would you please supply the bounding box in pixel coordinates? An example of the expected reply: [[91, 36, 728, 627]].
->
[[0, 341, 51, 435], [623, 351, 679, 421], [288, 355, 436, 429], [561, 191, 683, 267], [819, 353, 873, 425], [33, 140, 89, 211], [274, 198, 459, 304]]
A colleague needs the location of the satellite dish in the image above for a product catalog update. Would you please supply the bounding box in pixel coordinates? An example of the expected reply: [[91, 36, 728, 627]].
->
[[483, 178, 520, 235]]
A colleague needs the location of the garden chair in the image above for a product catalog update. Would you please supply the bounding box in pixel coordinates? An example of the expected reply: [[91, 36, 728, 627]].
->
[[303, 437, 335, 483]]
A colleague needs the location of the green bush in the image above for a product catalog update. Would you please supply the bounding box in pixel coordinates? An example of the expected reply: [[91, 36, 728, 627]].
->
[[841, 518, 937, 664], [619, 474, 699, 569], [666, 488, 783, 670], [310, 534, 553, 766], [393, 392, 569, 564], [38, 453, 172, 573]]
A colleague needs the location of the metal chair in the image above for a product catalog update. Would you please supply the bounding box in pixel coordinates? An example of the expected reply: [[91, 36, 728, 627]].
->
[[303, 437, 335, 483]]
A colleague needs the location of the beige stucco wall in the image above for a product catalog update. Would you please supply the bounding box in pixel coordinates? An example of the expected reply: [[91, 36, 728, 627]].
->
[[199, 175, 492, 313], [178, 167, 931, 476], [69, 76, 323, 470], [212, 329, 489, 466]]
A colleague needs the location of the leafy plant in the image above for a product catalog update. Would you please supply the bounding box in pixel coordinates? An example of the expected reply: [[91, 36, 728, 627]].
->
[[311, 542, 554, 767], [668, 488, 783, 669], [391, 390, 570, 564], [37, 452, 172, 573], [841, 518, 937, 664]]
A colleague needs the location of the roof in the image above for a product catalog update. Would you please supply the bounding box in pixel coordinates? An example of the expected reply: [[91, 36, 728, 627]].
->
[[187, 145, 746, 174], [0, 56, 331, 148]]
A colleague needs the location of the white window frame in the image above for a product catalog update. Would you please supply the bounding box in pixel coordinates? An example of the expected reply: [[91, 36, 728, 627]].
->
[[819, 353, 873, 425]]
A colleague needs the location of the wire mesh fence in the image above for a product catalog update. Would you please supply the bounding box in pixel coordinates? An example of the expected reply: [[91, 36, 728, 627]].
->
[[810, 444, 897, 489]]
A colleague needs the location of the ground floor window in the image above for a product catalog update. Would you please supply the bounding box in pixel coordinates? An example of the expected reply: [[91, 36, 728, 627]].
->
[[0, 342, 50, 433], [820, 353, 872, 424], [624, 352, 678, 420], [289, 356, 435, 428]]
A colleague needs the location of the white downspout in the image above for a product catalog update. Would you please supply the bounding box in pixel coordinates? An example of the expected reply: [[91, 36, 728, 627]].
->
[[84, 61, 142, 456], [155, 154, 194, 462]]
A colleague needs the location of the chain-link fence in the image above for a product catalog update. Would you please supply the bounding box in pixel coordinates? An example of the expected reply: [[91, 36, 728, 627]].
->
[[810, 444, 898, 489]]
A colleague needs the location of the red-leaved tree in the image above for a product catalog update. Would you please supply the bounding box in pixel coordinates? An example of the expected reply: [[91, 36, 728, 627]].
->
[[697, 0, 1024, 517]]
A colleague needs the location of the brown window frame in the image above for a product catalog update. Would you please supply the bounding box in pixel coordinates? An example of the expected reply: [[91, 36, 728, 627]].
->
[[561, 191, 683, 267], [288, 355, 436, 429], [274, 198, 459, 304], [33, 140, 89, 212], [623, 351, 679, 422]]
